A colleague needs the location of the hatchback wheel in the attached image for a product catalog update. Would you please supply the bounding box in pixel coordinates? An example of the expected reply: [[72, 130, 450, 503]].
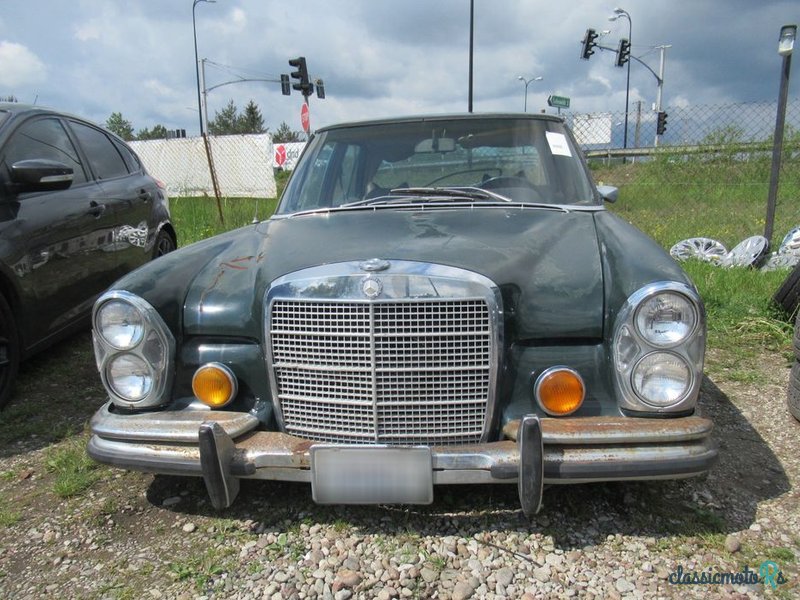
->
[[0, 294, 20, 410], [153, 230, 176, 259]]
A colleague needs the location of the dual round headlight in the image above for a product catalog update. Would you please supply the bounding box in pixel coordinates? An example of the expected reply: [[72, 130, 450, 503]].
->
[[612, 285, 703, 411], [627, 290, 700, 408], [95, 299, 153, 403], [94, 292, 173, 408]]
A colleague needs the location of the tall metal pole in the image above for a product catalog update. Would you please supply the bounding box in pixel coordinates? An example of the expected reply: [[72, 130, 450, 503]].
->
[[468, 0, 474, 113], [200, 58, 208, 136], [765, 28, 795, 245], [192, 0, 215, 136]]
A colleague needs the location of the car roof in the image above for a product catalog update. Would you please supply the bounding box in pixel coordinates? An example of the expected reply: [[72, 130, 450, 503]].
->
[[0, 103, 129, 144], [316, 112, 566, 133]]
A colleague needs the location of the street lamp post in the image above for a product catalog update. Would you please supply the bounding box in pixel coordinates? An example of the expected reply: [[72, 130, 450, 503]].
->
[[764, 24, 797, 246], [517, 75, 543, 112], [609, 7, 631, 149], [193, 0, 215, 136]]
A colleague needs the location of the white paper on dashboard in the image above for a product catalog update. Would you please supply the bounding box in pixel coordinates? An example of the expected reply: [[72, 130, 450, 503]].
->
[[546, 131, 572, 157]]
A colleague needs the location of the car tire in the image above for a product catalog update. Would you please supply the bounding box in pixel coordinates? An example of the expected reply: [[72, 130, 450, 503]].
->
[[153, 230, 176, 259], [773, 261, 800, 316], [0, 293, 21, 410], [788, 361, 800, 422], [794, 312, 800, 360]]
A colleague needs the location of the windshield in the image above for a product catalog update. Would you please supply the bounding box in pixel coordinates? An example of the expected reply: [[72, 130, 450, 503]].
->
[[278, 117, 596, 214]]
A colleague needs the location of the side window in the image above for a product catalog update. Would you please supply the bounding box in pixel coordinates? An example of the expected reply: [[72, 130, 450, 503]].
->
[[69, 121, 130, 180], [1, 117, 87, 185], [284, 143, 333, 211], [113, 139, 142, 173]]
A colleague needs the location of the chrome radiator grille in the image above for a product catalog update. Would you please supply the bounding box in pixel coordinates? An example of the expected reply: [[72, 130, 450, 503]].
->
[[269, 298, 493, 445]]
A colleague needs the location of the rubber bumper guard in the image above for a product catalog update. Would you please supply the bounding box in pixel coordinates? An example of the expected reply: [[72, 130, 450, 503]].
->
[[199, 422, 240, 509], [518, 414, 544, 517]]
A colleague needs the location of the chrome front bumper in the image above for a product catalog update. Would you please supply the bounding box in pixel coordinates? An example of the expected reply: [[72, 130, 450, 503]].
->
[[88, 402, 718, 512]]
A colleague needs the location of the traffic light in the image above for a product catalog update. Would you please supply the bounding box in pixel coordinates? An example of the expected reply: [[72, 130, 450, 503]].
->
[[280, 74, 291, 96], [615, 38, 631, 67], [656, 111, 668, 135], [580, 28, 598, 60], [315, 79, 325, 99], [289, 56, 312, 97]]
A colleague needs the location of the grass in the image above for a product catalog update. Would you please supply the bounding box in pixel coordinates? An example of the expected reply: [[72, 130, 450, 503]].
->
[[167, 547, 234, 590], [0, 494, 21, 527], [171, 170, 289, 247], [44, 436, 104, 498]]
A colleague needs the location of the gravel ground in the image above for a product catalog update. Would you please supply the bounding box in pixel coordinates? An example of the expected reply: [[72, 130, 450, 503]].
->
[[0, 339, 798, 600]]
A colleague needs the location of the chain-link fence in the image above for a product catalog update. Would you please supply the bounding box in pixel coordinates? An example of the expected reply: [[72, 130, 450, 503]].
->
[[131, 134, 277, 198], [566, 99, 800, 251], [568, 99, 800, 150]]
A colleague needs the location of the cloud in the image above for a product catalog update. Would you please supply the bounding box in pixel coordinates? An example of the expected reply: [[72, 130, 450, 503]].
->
[[74, 23, 101, 42], [0, 41, 46, 87]]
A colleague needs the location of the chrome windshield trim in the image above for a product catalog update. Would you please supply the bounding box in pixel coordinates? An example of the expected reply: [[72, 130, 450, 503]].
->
[[274, 202, 604, 220]]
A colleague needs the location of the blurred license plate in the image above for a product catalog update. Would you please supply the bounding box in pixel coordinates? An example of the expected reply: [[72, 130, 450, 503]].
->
[[311, 446, 433, 505]]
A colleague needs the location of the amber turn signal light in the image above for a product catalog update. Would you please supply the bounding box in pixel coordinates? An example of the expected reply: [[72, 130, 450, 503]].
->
[[535, 367, 585, 416], [192, 363, 238, 408]]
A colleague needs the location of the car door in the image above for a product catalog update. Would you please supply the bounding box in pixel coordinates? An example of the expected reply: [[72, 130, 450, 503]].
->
[[0, 115, 115, 346], [67, 120, 157, 278]]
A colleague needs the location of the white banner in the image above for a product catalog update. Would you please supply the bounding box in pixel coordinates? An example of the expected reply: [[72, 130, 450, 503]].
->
[[272, 142, 307, 170]]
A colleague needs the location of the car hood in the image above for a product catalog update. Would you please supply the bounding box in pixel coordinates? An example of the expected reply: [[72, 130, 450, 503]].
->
[[180, 208, 605, 341]]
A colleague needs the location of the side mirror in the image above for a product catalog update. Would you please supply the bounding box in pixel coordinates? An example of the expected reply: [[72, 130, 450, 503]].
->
[[596, 184, 618, 203], [10, 159, 74, 193]]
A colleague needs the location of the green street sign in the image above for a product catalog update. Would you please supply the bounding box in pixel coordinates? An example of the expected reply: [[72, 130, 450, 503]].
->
[[547, 95, 571, 109]]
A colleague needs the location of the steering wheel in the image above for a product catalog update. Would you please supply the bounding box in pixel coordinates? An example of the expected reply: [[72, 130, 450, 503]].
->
[[425, 168, 502, 187]]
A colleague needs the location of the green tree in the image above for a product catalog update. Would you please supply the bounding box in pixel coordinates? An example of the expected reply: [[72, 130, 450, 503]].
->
[[208, 99, 268, 135], [240, 100, 266, 134], [106, 112, 134, 141], [272, 121, 303, 143], [136, 124, 169, 140], [208, 100, 242, 136]]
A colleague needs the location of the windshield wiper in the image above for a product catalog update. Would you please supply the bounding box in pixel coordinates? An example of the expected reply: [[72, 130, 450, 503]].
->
[[394, 186, 513, 203], [341, 186, 512, 208]]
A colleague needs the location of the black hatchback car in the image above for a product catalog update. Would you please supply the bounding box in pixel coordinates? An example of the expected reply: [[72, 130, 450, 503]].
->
[[0, 103, 176, 408]]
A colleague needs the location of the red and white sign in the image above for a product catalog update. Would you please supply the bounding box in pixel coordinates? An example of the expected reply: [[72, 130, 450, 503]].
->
[[271, 142, 306, 170], [274, 144, 287, 167], [301, 103, 310, 133]]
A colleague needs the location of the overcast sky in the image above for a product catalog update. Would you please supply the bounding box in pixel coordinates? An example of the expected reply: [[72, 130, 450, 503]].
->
[[1, 0, 797, 137]]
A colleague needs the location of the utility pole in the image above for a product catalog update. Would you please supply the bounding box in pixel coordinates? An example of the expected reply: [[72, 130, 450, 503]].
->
[[468, 0, 474, 113]]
